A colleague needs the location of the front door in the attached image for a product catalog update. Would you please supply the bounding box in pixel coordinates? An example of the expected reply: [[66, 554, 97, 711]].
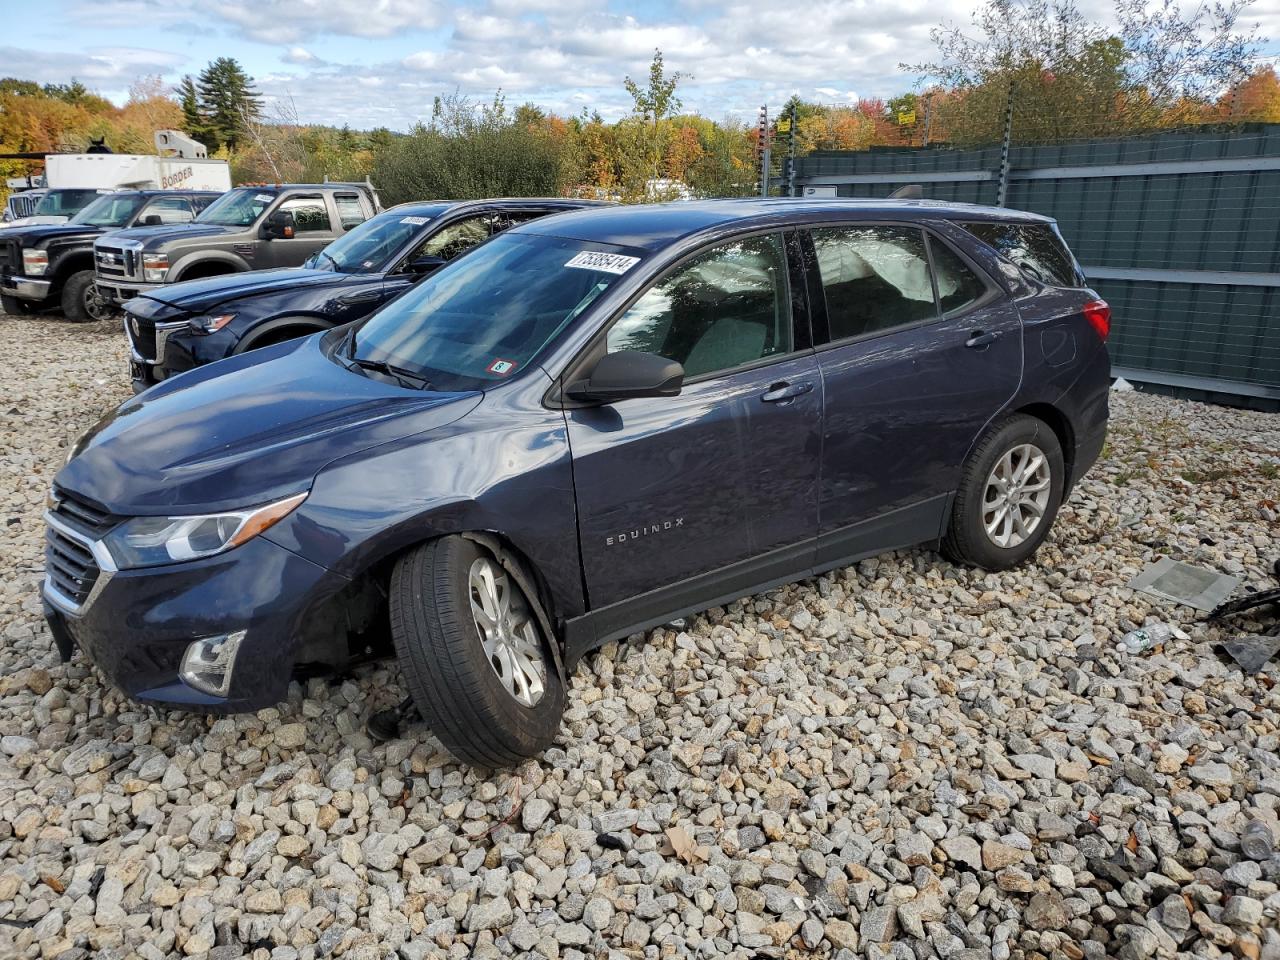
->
[[566, 231, 822, 614], [260, 194, 339, 269], [806, 222, 1023, 563]]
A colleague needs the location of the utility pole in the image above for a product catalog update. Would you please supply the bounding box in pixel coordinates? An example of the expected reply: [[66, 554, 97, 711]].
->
[[786, 102, 798, 196], [756, 105, 770, 197], [996, 82, 1015, 207]]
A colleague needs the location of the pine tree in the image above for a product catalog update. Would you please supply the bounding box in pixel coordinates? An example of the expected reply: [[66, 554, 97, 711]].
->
[[196, 57, 262, 151], [175, 75, 209, 144]]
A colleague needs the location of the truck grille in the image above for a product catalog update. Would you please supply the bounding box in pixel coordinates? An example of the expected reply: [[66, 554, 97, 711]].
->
[[96, 244, 136, 280], [0, 238, 18, 275], [45, 488, 119, 610]]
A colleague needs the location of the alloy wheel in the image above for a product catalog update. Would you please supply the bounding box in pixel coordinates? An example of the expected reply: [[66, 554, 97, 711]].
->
[[467, 556, 546, 707], [84, 286, 114, 322], [981, 442, 1052, 549]]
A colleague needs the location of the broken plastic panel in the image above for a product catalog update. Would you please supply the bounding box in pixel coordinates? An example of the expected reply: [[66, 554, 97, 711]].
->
[[1126, 557, 1240, 612]]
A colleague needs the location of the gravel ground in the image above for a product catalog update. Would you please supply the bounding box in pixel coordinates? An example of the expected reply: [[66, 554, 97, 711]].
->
[[2, 311, 1279, 960]]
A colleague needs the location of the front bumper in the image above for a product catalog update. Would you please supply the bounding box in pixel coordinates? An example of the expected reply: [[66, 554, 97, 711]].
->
[[98, 278, 160, 304], [1, 274, 52, 300], [42, 532, 345, 711]]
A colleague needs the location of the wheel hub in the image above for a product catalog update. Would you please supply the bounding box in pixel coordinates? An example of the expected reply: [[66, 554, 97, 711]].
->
[[467, 557, 546, 707], [981, 442, 1051, 549]]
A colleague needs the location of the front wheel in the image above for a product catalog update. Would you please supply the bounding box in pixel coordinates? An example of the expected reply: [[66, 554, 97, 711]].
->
[[942, 414, 1065, 570], [389, 536, 565, 769], [61, 270, 115, 323]]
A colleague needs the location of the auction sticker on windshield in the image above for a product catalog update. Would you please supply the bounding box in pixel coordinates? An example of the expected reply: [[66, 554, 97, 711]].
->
[[400, 216, 429, 225], [486, 359, 517, 375], [564, 251, 640, 274], [254, 194, 273, 202]]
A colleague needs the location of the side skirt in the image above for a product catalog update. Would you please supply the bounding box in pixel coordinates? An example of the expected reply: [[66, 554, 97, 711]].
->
[[563, 494, 949, 667]]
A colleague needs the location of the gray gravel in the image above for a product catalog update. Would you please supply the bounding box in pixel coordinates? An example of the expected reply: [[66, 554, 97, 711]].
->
[[2, 311, 1280, 960]]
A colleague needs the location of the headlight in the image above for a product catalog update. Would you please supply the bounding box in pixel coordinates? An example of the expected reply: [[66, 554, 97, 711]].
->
[[188, 314, 236, 335], [22, 249, 48, 276], [142, 253, 170, 283], [102, 492, 307, 569]]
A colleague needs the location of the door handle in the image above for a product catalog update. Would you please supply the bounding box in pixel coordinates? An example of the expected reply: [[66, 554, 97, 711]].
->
[[965, 329, 1002, 348], [761, 381, 814, 403]]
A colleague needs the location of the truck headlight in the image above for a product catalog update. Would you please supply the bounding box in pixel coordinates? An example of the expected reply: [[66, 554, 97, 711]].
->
[[22, 249, 48, 276], [142, 253, 170, 283], [188, 314, 236, 335], [101, 492, 307, 569]]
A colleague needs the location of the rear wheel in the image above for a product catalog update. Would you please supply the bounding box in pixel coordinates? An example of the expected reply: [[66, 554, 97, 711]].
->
[[1, 294, 35, 317], [942, 414, 1065, 570], [61, 270, 114, 323], [389, 536, 565, 769]]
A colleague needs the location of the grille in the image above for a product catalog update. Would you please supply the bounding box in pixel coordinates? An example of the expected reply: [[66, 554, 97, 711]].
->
[[45, 525, 101, 607], [52, 488, 118, 537], [127, 314, 157, 361], [95, 244, 135, 280], [45, 489, 118, 610]]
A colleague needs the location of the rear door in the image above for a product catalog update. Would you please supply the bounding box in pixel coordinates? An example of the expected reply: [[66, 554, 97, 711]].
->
[[806, 221, 1022, 564], [566, 230, 821, 614]]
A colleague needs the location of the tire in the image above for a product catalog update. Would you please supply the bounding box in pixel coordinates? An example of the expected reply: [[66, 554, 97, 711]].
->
[[1, 294, 35, 317], [942, 414, 1065, 570], [390, 536, 565, 768], [60, 270, 114, 323]]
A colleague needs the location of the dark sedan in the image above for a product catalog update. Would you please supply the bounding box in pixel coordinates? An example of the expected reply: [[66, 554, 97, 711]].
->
[[122, 198, 610, 391]]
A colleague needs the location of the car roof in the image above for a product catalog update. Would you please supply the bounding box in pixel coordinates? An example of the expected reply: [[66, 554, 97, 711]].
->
[[516, 198, 1055, 251], [389, 198, 614, 216]]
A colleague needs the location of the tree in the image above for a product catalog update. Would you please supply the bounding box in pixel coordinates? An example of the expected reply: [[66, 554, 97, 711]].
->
[[196, 57, 262, 151], [175, 75, 210, 144], [624, 49, 688, 177], [1218, 66, 1280, 121]]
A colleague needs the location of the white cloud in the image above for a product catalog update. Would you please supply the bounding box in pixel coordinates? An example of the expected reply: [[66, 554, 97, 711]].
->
[[284, 46, 319, 64]]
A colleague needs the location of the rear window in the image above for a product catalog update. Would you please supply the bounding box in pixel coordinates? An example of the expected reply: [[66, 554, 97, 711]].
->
[[961, 221, 1081, 288]]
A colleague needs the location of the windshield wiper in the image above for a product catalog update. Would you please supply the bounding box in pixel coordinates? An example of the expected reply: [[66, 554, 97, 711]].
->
[[343, 355, 433, 390]]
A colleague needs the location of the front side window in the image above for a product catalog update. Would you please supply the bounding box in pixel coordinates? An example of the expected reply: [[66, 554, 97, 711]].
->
[[349, 232, 634, 390], [280, 196, 330, 232], [606, 233, 791, 379], [418, 216, 492, 260], [71, 194, 146, 227], [811, 226, 937, 340], [961, 221, 1080, 287], [196, 188, 276, 226], [141, 197, 194, 225], [334, 193, 366, 229]]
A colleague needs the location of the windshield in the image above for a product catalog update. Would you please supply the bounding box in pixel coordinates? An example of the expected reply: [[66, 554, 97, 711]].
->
[[307, 210, 439, 274], [33, 189, 104, 218], [196, 188, 276, 226], [349, 232, 638, 391], [71, 193, 146, 227]]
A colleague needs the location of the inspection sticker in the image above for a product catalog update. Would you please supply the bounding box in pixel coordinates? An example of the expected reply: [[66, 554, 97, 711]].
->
[[254, 193, 274, 202], [564, 251, 640, 274], [487, 358, 517, 375], [400, 216, 429, 225]]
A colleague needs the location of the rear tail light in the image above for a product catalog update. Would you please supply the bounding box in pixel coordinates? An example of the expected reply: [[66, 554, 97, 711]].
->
[[1082, 299, 1110, 341]]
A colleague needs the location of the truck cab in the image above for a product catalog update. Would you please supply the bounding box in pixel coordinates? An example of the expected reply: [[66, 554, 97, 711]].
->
[[0, 190, 221, 321], [94, 184, 381, 306]]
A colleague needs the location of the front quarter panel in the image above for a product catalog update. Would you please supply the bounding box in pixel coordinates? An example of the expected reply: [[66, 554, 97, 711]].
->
[[263, 371, 586, 620]]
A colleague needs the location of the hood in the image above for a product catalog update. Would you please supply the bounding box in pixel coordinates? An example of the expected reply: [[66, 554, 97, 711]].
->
[[106, 222, 239, 248], [2, 215, 70, 229], [1, 223, 106, 246], [135, 267, 351, 313], [57, 334, 481, 514]]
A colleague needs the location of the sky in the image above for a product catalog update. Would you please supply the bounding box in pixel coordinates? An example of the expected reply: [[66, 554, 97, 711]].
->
[[4, 0, 1280, 131]]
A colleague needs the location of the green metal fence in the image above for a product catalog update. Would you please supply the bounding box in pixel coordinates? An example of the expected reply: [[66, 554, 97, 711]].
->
[[794, 125, 1280, 409]]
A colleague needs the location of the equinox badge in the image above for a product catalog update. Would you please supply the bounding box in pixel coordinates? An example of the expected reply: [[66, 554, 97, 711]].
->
[[606, 518, 683, 546]]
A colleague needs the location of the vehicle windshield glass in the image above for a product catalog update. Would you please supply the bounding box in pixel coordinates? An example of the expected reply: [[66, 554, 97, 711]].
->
[[349, 232, 638, 391], [196, 188, 276, 226], [71, 194, 146, 227], [307, 210, 438, 273], [33, 189, 103, 218]]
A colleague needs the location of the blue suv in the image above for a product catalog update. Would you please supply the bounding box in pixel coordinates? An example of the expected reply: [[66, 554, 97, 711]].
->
[[44, 199, 1109, 768]]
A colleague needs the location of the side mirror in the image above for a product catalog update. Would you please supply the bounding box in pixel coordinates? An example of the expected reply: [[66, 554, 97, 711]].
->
[[565, 350, 684, 404], [141, 214, 162, 226], [262, 210, 295, 240], [406, 255, 446, 276]]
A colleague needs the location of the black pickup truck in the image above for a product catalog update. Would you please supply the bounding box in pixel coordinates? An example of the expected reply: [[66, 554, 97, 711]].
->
[[0, 190, 221, 321]]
